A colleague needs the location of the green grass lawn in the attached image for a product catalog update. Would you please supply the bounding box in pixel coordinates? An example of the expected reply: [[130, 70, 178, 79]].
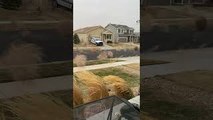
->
[[92, 67, 140, 87]]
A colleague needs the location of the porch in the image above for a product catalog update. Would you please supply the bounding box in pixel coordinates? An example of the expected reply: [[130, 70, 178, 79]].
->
[[102, 31, 113, 43]]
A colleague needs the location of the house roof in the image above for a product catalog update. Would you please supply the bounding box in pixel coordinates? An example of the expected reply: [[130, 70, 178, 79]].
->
[[74, 25, 112, 34], [74, 26, 100, 34], [107, 23, 134, 30]]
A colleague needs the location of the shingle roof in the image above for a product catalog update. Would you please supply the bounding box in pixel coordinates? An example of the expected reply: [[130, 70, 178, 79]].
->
[[108, 24, 134, 30], [74, 26, 101, 34]]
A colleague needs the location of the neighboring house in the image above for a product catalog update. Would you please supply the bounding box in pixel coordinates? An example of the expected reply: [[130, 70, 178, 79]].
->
[[142, 0, 213, 6], [105, 23, 139, 43], [74, 26, 113, 44]]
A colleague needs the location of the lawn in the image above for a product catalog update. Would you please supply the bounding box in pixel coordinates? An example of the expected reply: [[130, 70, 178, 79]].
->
[[141, 70, 213, 120], [92, 67, 140, 87]]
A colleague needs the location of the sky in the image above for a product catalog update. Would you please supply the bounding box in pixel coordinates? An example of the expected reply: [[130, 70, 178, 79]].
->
[[74, 0, 140, 32]]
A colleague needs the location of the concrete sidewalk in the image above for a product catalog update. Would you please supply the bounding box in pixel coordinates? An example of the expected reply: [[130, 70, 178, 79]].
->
[[74, 56, 140, 72], [0, 56, 139, 99]]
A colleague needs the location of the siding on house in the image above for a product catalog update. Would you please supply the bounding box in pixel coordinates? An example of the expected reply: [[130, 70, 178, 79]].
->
[[74, 26, 113, 44], [77, 33, 88, 44], [105, 23, 139, 43], [105, 24, 119, 43]]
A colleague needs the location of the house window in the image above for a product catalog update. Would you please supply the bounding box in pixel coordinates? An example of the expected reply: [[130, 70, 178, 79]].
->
[[118, 29, 120, 33], [106, 34, 111, 39]]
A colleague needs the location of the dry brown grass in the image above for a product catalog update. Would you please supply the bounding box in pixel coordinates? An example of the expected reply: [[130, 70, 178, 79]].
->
[[73, 83, 84, 107], [3, 94, 72, 120], [103, 75, 134, 100], [73, 71, 136, 106], [0, 43, 43, 81], [73, 54, 87, 67], [74, 71, 109, 103]]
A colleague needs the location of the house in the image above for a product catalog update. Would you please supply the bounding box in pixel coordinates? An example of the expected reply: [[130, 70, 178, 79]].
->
[[74, 26, 113, 44], [142, 0, 213, 6], [105, 23, 139, 43]]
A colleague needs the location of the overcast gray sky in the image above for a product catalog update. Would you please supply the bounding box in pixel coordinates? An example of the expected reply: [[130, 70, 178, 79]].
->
[[74, 0, 140, 32]]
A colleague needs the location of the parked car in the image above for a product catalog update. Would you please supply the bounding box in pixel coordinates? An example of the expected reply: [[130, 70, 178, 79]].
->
[[91, 37, 104, 46]]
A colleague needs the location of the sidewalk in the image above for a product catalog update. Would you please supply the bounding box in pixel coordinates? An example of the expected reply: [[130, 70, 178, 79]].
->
[[74, 56, 140, 72], [0, 56, 139, 99]]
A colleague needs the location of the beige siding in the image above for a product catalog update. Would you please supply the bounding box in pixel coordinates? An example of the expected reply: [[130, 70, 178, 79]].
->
[[77, 34, 89, 44], [88, 27, 106, 38]]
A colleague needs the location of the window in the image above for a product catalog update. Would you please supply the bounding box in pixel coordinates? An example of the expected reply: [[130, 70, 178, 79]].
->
[[107, 34, 111, 39], [118, 29, 120, 33]]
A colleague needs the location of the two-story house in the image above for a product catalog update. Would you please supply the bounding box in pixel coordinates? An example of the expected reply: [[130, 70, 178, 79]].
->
[[105, 23, 138, 43]]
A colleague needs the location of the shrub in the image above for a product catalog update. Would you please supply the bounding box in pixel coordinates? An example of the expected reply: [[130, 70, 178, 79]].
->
[[134, 46, 139, 51], [103, 75, 134, 99], [73, 54, 87, 67], [107, 51, 113, 58], [73, 33, 80, 44], [107, 41, 113, 44], [97, 51, 108, 60], [195, 16, 207, 31]]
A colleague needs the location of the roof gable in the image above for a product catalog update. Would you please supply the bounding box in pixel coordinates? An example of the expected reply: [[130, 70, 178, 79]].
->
[[106, 23, 134, 30], [74, 25, 112, 34], [74, 26, 101, 34]]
